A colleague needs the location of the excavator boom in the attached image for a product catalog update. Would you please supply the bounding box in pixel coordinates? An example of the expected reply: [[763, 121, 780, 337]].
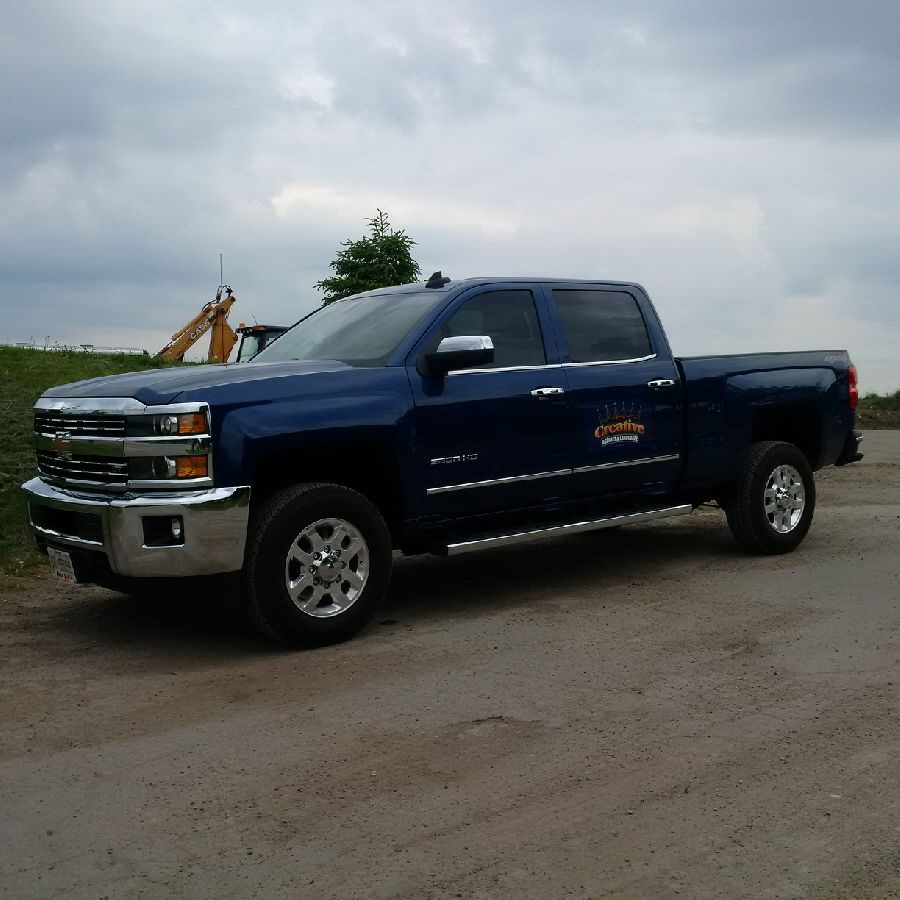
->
[[157, 286, 238, 363]]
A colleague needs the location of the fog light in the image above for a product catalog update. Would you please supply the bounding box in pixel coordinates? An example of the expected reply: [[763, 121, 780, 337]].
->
[[142, 515, 185, 547]]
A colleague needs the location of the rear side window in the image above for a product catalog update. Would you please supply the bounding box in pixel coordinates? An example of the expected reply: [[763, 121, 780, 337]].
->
[[440, 290, 546, 368], [553, 289, 652, 363]]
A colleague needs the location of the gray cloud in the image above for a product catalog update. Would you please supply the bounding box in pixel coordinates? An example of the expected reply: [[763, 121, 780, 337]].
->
[[1, 0, 898, 388]]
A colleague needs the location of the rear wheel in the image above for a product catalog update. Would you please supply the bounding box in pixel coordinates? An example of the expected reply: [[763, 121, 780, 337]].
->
[[243, 483, 392, 646], [724, 441, 816, 554]]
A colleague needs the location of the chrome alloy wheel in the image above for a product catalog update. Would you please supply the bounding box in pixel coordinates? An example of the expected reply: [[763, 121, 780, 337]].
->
[[763, 464, 806, 534], [284, 518, 370, 617]]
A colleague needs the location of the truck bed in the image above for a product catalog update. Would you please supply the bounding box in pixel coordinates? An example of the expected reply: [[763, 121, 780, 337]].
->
[[675, 349, 856, 491]]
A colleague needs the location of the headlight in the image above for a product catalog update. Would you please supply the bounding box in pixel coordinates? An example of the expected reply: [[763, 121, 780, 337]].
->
[[123, 404, 212, 487], [155, 412, 207, 436]]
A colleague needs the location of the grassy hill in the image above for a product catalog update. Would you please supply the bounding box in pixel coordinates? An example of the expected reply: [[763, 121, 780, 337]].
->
[[0, 346, 186, 584], [857, 391, 900, 429]]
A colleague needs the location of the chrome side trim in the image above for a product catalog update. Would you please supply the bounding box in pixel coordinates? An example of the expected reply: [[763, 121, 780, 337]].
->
[[444, 353, 657, 374], [448, 363, 563, 376], [426, 468, 570, 495], [573, 453, 680, 475], [563, 354, 657, 368], [446, 505, 692, 555], [429, 454, 680, 494]]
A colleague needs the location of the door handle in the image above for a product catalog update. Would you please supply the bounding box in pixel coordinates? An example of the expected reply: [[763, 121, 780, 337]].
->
[[647, 379, 676, 389], [531, 386, 566, 397]]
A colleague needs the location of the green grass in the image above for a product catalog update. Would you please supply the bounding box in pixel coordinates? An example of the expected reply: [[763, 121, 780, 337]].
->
[[0, 346, 187, 583], [857, 391, 900, 429], [858, 390, 900, 411]]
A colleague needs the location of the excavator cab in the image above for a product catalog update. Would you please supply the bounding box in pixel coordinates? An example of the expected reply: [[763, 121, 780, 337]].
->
[[235, 324, 289, 362]]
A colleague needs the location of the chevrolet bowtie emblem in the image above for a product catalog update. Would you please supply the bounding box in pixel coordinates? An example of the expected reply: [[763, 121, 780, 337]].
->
[[52, 431, 72, 458]]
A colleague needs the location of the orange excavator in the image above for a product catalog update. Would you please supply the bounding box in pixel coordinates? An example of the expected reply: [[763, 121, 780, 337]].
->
[[156, 285, 239, 363]]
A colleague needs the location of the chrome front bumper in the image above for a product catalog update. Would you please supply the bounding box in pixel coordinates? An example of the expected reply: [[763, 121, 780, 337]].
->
[[22, 477, 251, 578]]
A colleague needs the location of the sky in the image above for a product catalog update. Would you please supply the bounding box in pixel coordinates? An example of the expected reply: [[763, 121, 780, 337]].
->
[[1, 0, 898, 389]]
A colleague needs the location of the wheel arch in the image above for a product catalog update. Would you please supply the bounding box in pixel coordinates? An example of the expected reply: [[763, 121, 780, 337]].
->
[[248, 440, 407, 543], [750, 402, 824, 469]]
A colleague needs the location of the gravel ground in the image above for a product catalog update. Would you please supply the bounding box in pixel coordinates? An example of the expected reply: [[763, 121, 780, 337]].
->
[[1, 432, 899, 900]]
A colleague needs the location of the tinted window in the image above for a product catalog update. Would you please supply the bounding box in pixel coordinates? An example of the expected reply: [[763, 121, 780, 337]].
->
[[256, 291, 443, 367], [553, 290, 651, 363], [440, 290, 546, 368]]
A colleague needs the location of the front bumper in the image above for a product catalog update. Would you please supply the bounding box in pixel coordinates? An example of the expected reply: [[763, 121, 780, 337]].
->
[[22, 477, 251, 578]]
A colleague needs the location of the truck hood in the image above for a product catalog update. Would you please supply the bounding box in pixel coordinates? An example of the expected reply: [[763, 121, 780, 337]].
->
[[42, 360, 351, 406]]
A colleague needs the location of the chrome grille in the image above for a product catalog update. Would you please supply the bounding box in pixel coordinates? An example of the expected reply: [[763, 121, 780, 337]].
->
[[34, 411, 126, 437], [36, 451, 128, 487]]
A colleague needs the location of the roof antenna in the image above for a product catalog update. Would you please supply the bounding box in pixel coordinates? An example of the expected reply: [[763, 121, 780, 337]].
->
[[219, 253, 224, 286], [425, 270, 451, 288]]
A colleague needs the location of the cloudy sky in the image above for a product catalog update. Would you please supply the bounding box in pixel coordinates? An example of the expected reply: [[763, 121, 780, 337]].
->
[[2, 0, 898, 389]]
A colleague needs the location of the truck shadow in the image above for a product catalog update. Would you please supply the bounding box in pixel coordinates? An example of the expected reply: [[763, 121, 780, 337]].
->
[[384, 514, 735, 619], [21, 515, 736, 662], [13, 574, 259, 664]]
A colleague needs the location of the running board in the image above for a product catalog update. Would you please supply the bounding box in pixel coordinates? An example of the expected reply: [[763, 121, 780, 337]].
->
[[445, 504, 693, 556]]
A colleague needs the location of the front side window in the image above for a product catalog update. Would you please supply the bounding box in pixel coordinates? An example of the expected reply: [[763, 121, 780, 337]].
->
[[439, 290, 546, 369], [255, 291, 444, 367], [553, 290, 651, 363]]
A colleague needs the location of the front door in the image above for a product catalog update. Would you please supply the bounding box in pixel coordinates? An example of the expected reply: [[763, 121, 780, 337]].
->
[[407, 285, 571, 520]]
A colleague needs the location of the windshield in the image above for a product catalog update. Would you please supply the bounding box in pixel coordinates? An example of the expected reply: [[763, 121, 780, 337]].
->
[[254, 291, 443, 367]]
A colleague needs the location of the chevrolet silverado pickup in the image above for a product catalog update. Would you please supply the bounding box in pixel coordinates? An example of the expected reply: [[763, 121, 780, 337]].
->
[[22, 274, 863, 646]]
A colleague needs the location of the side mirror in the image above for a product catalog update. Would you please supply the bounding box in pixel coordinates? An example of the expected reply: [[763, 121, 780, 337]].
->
[[419, 335, 494, 376]]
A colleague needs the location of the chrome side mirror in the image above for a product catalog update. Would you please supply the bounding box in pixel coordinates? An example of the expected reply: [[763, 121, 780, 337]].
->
[[419, 335, 494, 376]]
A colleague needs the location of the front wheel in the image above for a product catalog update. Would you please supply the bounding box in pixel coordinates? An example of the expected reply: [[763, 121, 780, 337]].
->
[[243, 483, 392, 646], [724, 441, 816, 554]]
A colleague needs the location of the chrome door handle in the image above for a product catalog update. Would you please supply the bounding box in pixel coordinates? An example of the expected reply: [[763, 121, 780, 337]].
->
[[647, 379, 676, 389], [531, 386, 566, 397]]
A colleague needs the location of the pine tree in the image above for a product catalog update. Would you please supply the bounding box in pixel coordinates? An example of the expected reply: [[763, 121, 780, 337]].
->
[[315, 210, 421, 304]]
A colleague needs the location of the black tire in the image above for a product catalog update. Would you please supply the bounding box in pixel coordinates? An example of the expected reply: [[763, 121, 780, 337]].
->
[[724, 441, 816, 554], [243, 483, 392, 647]]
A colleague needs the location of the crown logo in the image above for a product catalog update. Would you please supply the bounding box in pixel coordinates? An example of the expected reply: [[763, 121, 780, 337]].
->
[[594, 403, 646, 444]]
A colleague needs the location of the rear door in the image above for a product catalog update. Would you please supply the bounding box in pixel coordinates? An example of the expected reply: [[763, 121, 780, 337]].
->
[[542, 284, 683, 499], [407, 284, 571, 519]]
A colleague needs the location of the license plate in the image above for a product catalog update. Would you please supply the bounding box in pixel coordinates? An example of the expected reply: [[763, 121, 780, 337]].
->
[[47, 547, 78, 584]]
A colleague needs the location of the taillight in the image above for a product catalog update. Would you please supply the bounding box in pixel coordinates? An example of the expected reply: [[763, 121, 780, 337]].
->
[[848, 365, 859, 410]]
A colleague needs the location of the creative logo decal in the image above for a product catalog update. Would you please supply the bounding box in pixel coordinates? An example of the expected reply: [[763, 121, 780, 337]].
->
[[594, 404, 646, 446]]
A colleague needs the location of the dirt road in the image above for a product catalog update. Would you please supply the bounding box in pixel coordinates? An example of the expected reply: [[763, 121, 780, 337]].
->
[[2, 432, 899, 899]]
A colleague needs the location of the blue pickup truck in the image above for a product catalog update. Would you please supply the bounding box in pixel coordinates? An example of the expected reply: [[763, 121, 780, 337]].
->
[[22, 274, 863, 645]]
